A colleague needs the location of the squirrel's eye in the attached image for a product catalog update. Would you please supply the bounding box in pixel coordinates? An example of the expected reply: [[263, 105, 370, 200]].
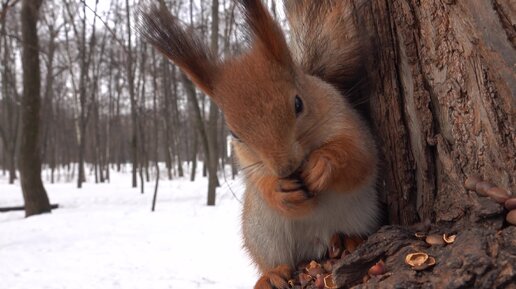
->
[[294, 95, 303, 116]]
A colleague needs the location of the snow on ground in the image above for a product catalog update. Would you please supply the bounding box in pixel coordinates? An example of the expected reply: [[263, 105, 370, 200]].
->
[[0, 165, 258, 289]]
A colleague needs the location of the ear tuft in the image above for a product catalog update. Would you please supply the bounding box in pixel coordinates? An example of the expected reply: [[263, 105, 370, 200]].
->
[[238, 0, 293, 68], [137, 2, 218, 96]]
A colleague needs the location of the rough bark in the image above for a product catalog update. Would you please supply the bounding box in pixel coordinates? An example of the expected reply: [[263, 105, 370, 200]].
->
[[331, 188, 516, 289], [19, 0, 51, 217], [328, 0, 516, 287], [355, 0, 516, 226]]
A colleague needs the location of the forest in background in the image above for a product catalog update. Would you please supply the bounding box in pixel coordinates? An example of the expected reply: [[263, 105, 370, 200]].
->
[[0, 0, 274, 206]]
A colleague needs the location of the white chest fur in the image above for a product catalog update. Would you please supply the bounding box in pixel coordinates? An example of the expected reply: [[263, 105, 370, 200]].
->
[[242, 184, 380, 269]]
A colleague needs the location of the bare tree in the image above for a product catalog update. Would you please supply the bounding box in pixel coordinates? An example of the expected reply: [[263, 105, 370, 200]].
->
[[0, 4, 20, 184], [126, 0, 138, 188], [18, 0, 51, 217]]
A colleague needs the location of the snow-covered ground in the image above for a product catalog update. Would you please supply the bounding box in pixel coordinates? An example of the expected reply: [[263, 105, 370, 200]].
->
[[0, 165, 257, 289]]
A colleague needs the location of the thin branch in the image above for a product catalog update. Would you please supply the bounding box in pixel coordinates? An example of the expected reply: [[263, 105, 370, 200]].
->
[[0, 0, 21, 22], [78, 0, 128, 55]]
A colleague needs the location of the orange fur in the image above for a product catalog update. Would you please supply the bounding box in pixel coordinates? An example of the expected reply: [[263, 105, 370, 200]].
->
[[139, 1, 379, 288]]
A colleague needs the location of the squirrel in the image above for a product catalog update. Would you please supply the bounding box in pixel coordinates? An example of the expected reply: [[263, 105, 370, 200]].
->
[[138, 0, 380, 288]]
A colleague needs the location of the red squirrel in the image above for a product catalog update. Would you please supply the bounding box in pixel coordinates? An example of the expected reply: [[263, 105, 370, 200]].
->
[[139, 1, 380, 288]]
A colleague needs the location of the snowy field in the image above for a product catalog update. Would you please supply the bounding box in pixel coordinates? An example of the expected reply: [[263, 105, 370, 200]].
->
[[0, 165, 257, 289]]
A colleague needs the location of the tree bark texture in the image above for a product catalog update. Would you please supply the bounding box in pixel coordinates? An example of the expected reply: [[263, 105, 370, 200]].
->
[[327, 1, 515, 287], [358, 0, 515, 226], [19, 0, 51, 217]]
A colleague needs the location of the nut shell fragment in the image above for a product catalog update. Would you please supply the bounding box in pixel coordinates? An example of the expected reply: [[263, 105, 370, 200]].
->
[[425, 234, 445, 246], [368, 260, 385, 276], [315, 274, 328, 289], [412, 256, 436, 271], [405, 252, 429, 267], [443, 234, 456, 244], [323, 274, 338, 289], [414, 232, 426, 239]]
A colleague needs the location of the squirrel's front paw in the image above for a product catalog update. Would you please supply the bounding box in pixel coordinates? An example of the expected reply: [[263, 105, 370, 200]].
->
[[301, 152, 333, 193], [254, 264, 292, 289], [272, 178, 315, 218]]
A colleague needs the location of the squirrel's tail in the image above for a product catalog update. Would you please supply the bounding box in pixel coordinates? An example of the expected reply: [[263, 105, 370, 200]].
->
[[284, 0, 374, 112]]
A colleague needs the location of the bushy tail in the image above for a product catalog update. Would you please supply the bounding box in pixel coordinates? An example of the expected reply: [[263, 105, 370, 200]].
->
[[284, 0, 373, 111]]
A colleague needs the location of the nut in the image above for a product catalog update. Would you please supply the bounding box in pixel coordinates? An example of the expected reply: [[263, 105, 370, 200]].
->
[[368, 260, 385, 276], [505, 198, 516, 210], [443, 234, 456, 244], [506, 210, 516, 226], [323, 274, 338, 289], [328, 233, 343, 259], [475, 181, 495, 196], [464, 175, 482, 190], [425, 234, 445, 246], [486, 187, 511, 204], [405, 252, 429, 267]]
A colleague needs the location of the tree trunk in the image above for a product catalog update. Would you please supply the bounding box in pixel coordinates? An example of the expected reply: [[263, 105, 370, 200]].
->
[[126, 0, 138, 188], [205, 0, 220, 206], [353, 0, 515, 226], [325, 0, 515, 287], [19, 0, 51, 217]]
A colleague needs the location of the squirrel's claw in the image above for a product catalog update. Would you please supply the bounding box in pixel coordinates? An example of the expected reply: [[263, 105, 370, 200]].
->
[[302, 153, 332, 193], [274, 178, 316, 218], [254, 265, 292, 289]]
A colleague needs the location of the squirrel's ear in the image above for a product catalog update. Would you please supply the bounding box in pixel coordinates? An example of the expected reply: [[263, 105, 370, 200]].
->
[[238, 0, 293, 68], [138, 3, 218, 96]]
